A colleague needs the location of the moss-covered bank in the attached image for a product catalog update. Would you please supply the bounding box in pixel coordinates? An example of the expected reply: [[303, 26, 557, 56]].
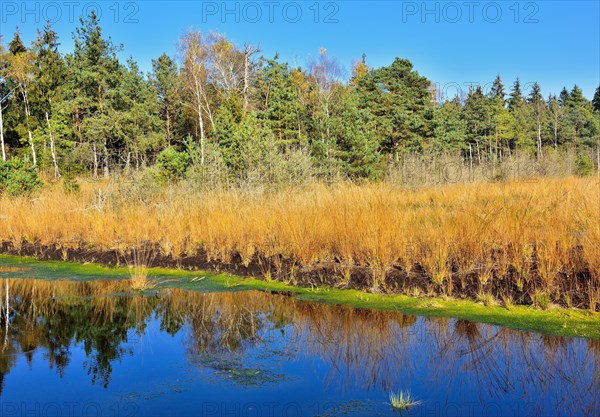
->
[[1, 254, 599, 340]]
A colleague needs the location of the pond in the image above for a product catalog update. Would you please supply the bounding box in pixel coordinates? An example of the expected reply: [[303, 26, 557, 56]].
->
[[0, 276, 598, 416]]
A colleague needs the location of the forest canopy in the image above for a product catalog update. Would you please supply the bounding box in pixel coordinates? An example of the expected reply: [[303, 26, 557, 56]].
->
[[0, 13, 599, 184]]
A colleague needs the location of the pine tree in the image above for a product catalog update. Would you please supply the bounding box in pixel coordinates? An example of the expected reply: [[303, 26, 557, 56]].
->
[[355, 57, 433, 158], [213, 105, 242, 173], [67, 11, 122, 177], [32, 22, 65, 111], [567, 85, 587, 108], [255, 55, 302, 146], [433, 96, 467, 153], [333, 90, 382, 179], [113, 58, 163, 169], [564, 86, 597, 148]]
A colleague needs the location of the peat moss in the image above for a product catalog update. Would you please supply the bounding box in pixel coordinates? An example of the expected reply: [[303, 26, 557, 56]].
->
[[1, 254, 599, 340]]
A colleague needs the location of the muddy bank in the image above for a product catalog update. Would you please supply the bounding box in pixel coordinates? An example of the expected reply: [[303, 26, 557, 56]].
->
[[0, 239, 596, 310]]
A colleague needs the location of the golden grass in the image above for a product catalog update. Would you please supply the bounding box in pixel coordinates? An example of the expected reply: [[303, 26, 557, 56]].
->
[[0, 176, 599, 308]]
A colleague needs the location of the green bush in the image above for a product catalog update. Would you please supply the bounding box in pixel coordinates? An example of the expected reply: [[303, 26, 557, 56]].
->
[[575, 154, 593, 176], [155, 148, 190, 183], [0, 158, 43, 196], [63, 176, 81, 194]]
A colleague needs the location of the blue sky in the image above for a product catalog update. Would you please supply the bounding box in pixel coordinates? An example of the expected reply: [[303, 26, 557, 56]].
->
[[1, 1, 598, 99]]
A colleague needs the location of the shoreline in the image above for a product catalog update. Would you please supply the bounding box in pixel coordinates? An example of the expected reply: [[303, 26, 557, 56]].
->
[[1, 248, 599, 340], [0, 238, 596, 306]]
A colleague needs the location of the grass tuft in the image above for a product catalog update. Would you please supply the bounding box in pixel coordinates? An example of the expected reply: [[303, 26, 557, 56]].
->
[[126, 245, 157, 291], [390, 390, 421, 410]]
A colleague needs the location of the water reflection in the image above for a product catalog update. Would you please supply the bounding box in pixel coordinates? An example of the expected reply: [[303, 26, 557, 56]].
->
[[0, 278, 598, 416]]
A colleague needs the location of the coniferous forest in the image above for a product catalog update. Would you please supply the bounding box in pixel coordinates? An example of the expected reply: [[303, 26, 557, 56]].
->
[[1, 13, 599, 188]]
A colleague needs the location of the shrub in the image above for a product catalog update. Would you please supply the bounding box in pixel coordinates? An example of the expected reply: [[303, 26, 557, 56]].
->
[[63, 176, 81, 194], [155, 148, 190, 183], [533, 290, 551, 310], [575, 154, 593, 176], [0, 158, 43, 196]]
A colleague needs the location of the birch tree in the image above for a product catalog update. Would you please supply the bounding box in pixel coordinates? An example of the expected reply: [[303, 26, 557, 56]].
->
[[6, 49, 37, 166], [0, 39, 7, 161], [179, 30, 211, 167], [308, 48, 342, 158]]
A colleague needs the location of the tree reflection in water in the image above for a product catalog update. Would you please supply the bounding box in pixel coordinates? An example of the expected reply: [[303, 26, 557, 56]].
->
[[0, 278, 598, 415]]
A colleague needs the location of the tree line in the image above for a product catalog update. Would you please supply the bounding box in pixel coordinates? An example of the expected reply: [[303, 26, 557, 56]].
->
[[1, 12, 599, 184]]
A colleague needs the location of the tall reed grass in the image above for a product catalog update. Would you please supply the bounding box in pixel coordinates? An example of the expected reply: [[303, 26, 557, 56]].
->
[[0, 175, 598, 309]]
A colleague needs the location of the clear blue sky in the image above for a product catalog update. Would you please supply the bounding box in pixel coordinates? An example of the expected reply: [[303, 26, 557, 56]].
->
[[1, 0, 599, 99]]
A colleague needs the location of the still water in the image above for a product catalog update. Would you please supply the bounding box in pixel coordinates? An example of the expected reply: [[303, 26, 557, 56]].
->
[[0, 278, 598, 417]]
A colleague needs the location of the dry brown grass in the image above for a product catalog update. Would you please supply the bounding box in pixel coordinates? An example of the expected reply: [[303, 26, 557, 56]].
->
[[0, 176, 598, 308]]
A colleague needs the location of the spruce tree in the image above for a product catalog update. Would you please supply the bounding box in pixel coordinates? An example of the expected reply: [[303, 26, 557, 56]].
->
[[490, 75, 505, 104], [488, 76, 510, 157], [32, 22, 66, 112], [8, 29, 26, 55], [559, 87, 570, 106], [593, 86, 600, 112], [462, 86, 490, 159], [508, 78, 524, 111], [150, 53, 180, 145]]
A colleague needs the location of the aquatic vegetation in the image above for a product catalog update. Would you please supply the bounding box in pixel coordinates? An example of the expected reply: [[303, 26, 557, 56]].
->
[[389, 390, 421, 410], [125, 246, 157, 291], [129, 274, 155, 291]]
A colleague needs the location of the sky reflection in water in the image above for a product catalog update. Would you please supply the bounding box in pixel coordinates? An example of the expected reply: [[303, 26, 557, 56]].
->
[[0, 278, 598, 417]]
